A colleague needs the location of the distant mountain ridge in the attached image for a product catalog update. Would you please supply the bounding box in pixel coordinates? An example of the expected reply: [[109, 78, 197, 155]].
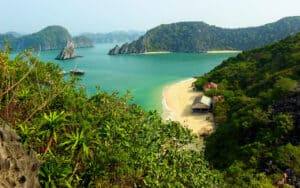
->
[[83, 31, 144, 44], [109, 16, 300, 55], [4, 32, 23, 38], [73, 35, 94, 48], [0, 26, 94, 51]]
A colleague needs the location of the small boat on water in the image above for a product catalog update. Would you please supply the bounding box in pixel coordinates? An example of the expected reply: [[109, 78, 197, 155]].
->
[[70, 63, 85, 75], [70, 69, 85, 75]]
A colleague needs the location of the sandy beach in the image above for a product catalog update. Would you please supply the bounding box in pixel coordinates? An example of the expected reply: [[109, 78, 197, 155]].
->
[[162, 78, 215, 136], [206, 50, 241, 53], [143, 51, 170, 54]]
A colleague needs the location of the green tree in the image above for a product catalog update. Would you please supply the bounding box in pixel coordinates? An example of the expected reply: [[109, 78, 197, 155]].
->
[[275, 143, 300, 174], [40, 111, 66, 154]]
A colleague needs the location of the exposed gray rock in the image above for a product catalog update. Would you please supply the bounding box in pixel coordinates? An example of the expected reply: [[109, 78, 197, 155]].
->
[[108, 45, 120, 55], [108, 41, 146, 55], [120, 43, 130, 54], [55, 41, 82, 60], [0, 120, 40, 188]]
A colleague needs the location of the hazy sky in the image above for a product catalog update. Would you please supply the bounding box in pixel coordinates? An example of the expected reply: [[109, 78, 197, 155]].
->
[[1, 0, 299, 35]]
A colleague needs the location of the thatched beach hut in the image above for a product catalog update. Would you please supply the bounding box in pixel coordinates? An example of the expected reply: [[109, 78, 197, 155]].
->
[[192, 95, 212, 112]]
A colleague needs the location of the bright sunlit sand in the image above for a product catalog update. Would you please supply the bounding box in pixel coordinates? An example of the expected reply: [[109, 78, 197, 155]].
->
[[143, 51, 170, 54], [206, 50, 242, 53], [162, 78, 214, 136]]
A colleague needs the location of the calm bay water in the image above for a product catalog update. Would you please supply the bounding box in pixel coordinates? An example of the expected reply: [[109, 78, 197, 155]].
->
[[32, 44, 236, 112]]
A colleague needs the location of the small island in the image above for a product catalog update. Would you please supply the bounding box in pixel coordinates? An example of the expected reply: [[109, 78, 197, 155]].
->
[[108, 17, 300, 55], [55, 41, 82, 60]]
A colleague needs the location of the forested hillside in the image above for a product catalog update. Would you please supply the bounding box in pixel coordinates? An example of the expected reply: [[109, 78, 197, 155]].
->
[[109, 16, 300, 55], [0, 26, 93, 51], [194, 32, 300, 187]]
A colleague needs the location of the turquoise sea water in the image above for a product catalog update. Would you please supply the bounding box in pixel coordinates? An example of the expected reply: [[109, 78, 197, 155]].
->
[[28, 44, 236, 112]]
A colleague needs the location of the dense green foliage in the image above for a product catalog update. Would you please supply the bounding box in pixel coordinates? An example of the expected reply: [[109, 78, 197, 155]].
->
[[195, 33, 300, 186], [109, 16, 300, 55], [0, 26, 93, 51], [0, 47, 221, 187], [83, 31, 144, 44]]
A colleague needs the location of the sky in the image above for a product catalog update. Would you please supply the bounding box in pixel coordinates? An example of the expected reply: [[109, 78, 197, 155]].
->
[[0, 0, 299, 35]]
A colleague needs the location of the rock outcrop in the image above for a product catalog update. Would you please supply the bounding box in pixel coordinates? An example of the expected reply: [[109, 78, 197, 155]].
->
[[108, 41, 146, 55], [55, 41, 82, 60], [108, 45, 121, 55], [0, 120, 40, 188]]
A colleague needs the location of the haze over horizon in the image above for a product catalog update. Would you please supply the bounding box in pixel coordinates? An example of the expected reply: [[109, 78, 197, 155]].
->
[[0, 0, 299, 35]]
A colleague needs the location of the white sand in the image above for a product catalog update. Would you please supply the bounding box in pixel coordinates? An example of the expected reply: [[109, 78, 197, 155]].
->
[[162, 78, 214, 136], [206, 50, 241, 53], [143, 51, 170, 54]]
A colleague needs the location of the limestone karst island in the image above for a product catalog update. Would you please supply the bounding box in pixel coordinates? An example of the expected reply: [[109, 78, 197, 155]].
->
[[0, 0, 299, 187]]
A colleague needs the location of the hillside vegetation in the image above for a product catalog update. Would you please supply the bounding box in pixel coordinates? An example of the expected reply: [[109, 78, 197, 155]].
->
[[0, 26, 93, 51], [109, 16, 300, 55], [194, 32, 300, 187], [0, 46, 221, 187]]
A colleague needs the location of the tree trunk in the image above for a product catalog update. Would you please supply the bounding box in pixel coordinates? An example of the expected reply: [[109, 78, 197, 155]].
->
[[43, 134, 53, 154]]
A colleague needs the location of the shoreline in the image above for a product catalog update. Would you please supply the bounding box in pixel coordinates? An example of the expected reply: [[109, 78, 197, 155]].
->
[[162, 78, 215, 136], [136, 50, 241, 55], [143, 51, 170, 54], [206, 50, 241, 53]]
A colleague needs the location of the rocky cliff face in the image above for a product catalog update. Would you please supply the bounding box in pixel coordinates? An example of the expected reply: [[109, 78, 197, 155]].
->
[[0, 120, 40, 188], [108, 45, 121, 55], [55, 41, 82, 60], [108, 37, 147, 55]]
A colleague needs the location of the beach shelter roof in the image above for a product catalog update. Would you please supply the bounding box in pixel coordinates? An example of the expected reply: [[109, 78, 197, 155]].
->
[[192, 95, 212, 110]]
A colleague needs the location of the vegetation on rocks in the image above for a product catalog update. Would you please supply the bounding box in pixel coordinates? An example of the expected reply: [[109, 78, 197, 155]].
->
[[109, 16, 300, 55], [0, 26, 93, 51]]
